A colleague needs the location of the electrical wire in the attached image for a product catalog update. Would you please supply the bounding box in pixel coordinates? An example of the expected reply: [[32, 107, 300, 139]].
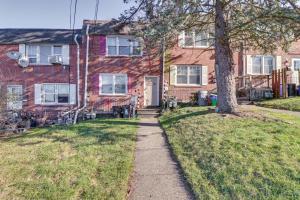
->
[[69, 0, 73, 29]]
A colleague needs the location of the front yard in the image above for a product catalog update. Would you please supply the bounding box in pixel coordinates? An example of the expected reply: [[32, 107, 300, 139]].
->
[[257, 97, 300, 112], [160, 107, 300, 199], [0, 119, 138, 200]]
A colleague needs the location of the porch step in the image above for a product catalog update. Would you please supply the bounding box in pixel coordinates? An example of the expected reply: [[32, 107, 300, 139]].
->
[[137, 108, 161, 118]]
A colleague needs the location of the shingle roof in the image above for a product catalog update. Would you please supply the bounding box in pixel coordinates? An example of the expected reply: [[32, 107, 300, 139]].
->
[[0, 29, 81, 44], [82, 19, 142, 35]]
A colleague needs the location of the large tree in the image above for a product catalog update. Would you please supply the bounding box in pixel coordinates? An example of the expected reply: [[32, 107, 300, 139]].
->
[[121, 0, 300, 113]]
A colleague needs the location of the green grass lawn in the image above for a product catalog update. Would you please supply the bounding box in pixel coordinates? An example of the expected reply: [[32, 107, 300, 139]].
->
[[160, 107, 300, 199], [0, 118, 138, 200], [257, 97, 300, 112]]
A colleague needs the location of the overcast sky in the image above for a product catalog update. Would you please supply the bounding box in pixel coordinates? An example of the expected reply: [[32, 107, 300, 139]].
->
[[0, 0, 134, 29]]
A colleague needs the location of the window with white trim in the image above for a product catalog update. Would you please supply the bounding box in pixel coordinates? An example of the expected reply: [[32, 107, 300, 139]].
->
[[100, 74, 127, 95], [107, 36, 142, 56], [7, 85, 23, 110], [26, 44, 63, 64], [42, 84, 70, 104], [252, 56, 275, 74], [292, 59, 300, 71], [183, 31, 213, 48], [176, 65, 201, 85]]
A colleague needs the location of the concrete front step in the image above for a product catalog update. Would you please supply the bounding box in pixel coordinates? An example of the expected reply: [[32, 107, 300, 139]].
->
[[137, 108, 161, 118]]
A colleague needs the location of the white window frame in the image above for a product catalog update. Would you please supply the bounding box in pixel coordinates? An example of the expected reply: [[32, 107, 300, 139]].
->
[[106, 35, 143, 57], [26, 44, 63, 65], [292, 58, 300, 71], [41, 83, 71, 105], [7, 85, 23, 110], [182, 31, 212, 48], [99, 73, 128, 95], [251, 55, 275, 75], [176, 65, 202, 86]]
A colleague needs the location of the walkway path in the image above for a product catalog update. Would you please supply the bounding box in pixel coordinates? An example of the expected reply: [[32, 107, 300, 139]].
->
[[129, 118, 192, 200], [241, 105, 300, 117]]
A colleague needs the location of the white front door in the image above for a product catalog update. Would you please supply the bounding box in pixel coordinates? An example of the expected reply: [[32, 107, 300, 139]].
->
[[144, 76, 159, 107]]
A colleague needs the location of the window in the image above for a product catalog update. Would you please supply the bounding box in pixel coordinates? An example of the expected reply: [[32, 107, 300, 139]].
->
[[107, 36, 142, 56], [176, 65, 201, 85], [100, 74, 127, 95], [28, 45, 38, 64], [42, 84, 70, 104], [251, 56, 275, 74], [293, 59, 300, 71], [7, 85, 22, 110], [26, 45, 63, 64], [182, 31, 213, 48]]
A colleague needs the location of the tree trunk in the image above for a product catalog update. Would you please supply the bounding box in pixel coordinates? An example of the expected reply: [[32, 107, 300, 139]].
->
[[214, 0, 238, 113]]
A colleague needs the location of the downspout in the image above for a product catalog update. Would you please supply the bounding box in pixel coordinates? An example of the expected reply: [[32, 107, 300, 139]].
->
[[162, 37, 166, 102], [74, 34, 80, 109], [84, 24, 90, 108], [73, 24, 90, 124]]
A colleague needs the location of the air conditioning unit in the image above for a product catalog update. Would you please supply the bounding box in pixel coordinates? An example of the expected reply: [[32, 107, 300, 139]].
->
[[49, 55, 63, 65], [18, 57, 29, 68]]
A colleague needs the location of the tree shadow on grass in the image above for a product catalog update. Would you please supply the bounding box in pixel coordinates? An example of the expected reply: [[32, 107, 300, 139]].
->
[[161, 109, 212, 126], [1, 119, 139, 147]]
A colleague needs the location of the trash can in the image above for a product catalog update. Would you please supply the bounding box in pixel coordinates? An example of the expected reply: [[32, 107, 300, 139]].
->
[[210, 94, 218, 106], [297, 86, 300, 96], [288, 84, 296, 97], [198, 91, 208, 106]]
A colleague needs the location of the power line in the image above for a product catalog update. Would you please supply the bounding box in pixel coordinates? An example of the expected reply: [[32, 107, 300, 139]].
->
[[72, 0, 78, 33], [94, 0, 100, 23], [69, 0, 73, 29]]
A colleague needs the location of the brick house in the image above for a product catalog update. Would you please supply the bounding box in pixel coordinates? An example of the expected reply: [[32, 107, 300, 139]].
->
[[0, 29, 81, 119], [0, 21, 299, 119], [82, 20, 162, 112]]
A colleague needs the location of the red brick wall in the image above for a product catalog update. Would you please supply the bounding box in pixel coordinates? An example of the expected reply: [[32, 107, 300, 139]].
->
[[0, 44, 80, 117], [237, 40, 300, 89], [165, 45, 241, 102], [86, 35, 161, 111]]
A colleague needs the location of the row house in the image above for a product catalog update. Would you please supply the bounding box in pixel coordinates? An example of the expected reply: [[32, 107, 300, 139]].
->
[[0, 20, 299, 119], [0, 29, 81, 119]]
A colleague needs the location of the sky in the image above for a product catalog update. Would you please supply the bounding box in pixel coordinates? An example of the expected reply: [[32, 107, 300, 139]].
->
[[0, 0, 134, 29]]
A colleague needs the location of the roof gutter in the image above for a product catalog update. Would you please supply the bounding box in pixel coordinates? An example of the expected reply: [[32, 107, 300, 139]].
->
[[73, 24, 90, 124]]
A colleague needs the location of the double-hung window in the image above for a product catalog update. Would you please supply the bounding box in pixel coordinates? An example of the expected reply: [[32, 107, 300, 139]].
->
[[252, 56, 274, 74], [107, 36, 142, 56], [28, 45, 38, 64], [183, 31, 213, 48], [7, 85, 23, 110], [42, 84, 70, 104], [26, 45, 63, 64], [100, 74, 127, 95], [176, 65, 201, 85], [292, 58, 300, 71]]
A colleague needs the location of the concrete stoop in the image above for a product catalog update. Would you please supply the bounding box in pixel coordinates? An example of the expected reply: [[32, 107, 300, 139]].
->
[[137, 108, 161, 118]]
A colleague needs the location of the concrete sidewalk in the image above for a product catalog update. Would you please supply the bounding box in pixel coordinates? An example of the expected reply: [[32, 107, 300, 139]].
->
[[129, 118, 192, 200]]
